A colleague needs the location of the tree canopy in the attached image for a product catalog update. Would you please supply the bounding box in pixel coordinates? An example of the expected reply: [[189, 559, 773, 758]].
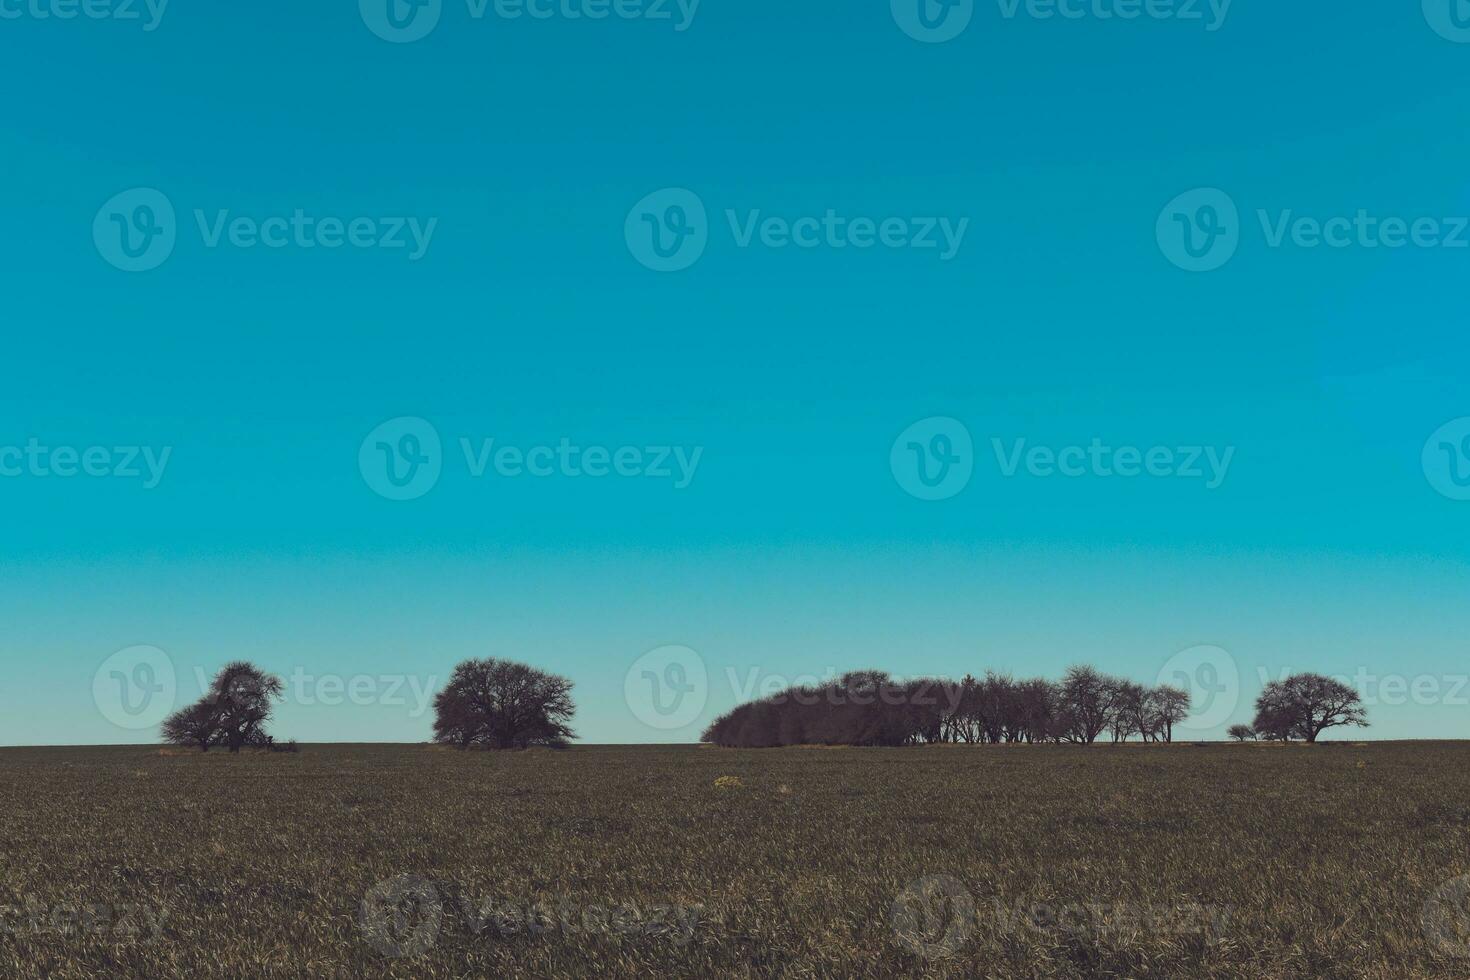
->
[[1253, 674, 1367, 743], [432, 658, 576, 750], [702, 667, 1195, 749], [161, 661, 286, 753]]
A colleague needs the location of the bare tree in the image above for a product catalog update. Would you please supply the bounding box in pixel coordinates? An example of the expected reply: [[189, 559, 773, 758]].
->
[[1058, 666, 1121, 744], [1253, 673, 1367, 743], [976, 672, 1013, 743], [432, 658, 576, 750], [161, 702, 218, 752], [1108, 680, 1146, 743], [944, 675, 982, 744], [1227, 724, 1256, 742], [211, 662, 286, 752], [1149, 686, 1192, 743], [1013, 678, 1057, 744], [160, 661, 285, 753]]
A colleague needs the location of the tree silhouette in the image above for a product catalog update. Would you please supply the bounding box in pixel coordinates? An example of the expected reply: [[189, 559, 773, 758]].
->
[[1253, 673, 1367, 743], [1150, 686, 1192, 743], [160, 661, 285, 753], [160, 701, 218, 752], [432, 658, 576, 750], [1057, 666, 1121, 744], [702, 666, 1218, 749]]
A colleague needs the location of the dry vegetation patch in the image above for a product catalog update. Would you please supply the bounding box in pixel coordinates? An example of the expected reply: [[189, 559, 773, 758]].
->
[[0, 742, 1465, 978]]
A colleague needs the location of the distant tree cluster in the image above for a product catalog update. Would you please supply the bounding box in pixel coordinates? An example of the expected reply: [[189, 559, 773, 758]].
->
[[157, 657, 1366, 754], [432, 658, 576, 749], [700, 672, 956, 749], [702, 666, 1194, 749], [161, 662, 295, 753]]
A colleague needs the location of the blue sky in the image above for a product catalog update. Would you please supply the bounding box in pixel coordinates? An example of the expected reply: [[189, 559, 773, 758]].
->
[[1, 1, 1468, 745]]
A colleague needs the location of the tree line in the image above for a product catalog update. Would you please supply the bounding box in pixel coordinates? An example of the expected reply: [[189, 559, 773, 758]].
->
[[700, 666, 1369, 749], [160, 658, 1367, 752], [700, 666, 1191, 748]]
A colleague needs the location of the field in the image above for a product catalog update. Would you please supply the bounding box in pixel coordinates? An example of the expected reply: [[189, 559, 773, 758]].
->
[[1, 742, 1468, 978]]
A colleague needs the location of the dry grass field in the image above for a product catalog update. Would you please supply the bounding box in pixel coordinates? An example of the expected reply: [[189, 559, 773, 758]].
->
[[1, 742, 1468, 978]]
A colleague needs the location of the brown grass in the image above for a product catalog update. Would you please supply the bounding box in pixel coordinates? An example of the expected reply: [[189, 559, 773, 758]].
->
[[0, 742, 1465, 978]]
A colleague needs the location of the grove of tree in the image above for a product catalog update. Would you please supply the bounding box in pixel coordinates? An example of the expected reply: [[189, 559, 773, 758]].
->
[[702, 666, 1195, 749]]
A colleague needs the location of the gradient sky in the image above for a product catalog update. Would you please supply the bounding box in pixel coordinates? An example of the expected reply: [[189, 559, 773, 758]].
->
[[1, 1, 1468, 745]]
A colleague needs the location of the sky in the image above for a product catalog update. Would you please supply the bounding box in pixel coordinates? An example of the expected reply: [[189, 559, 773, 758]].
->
[[1, 1, 1468, 745]]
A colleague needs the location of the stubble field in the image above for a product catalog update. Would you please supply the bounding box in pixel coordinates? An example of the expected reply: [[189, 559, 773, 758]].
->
[[1, 742, 1467, 978]]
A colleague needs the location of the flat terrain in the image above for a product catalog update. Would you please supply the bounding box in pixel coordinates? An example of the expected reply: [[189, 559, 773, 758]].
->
[[1, 742, 1468, 978]]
